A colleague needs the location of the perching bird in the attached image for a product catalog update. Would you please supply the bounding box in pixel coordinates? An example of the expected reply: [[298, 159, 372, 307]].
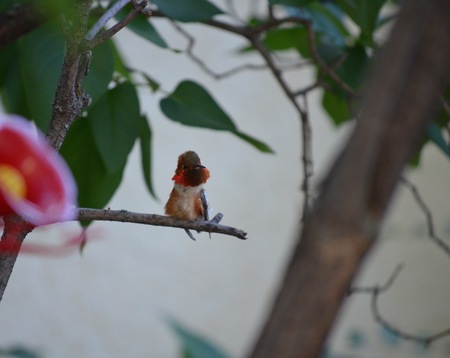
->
[[165, 151, 210, 239]]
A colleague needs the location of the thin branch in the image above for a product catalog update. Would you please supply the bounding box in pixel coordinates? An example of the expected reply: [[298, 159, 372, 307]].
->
[[303, 21, 356, 98], [86, 0, 150, 49], [85, 0, 130, 40], [170, 21, 267, 80], [77, 208, 248, 240], [349, 263, 450, 346], [371, 290, 450, 346], [300, 95, 313, 218], [400, 177, 450, 257], [348, 263, 404, 295]]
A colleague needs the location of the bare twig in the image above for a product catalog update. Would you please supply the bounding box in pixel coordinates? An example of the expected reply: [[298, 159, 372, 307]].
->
[[350, 264, 450, 346], [77, 208, 248, 240], [170, 21, 267, 80], [348, 263, 404, 295], [303, 21, 356, 98], [371, 290, 450, 346], [400, 177, 450, 257], [86, 0, 150, 49], [300, 95, 313, 217], [85, 0, 131, 40]]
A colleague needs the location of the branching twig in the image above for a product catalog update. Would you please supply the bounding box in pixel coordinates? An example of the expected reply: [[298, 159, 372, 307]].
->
[[77, 208, 247, 240], [170, 21, 267, 80], [348, 263, 404, 295], [86, 0, 151, 49], [400, 177, 450, 257]]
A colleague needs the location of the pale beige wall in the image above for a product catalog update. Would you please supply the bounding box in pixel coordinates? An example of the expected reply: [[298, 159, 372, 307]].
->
[[0, 5, 449, 358]]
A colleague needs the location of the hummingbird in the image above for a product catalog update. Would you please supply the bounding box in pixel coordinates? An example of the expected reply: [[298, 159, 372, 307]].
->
[[165, 151, 210, 240]]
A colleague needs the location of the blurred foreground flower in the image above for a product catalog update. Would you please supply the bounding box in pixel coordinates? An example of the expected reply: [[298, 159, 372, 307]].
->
[[0, 114, 77, 225]]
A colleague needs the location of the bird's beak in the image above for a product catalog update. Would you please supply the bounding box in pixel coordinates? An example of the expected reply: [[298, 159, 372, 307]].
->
[[195, 165, 205, 169]]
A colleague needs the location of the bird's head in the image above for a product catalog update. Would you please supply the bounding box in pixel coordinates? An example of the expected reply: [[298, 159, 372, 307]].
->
[[172, 151, 210, 187]]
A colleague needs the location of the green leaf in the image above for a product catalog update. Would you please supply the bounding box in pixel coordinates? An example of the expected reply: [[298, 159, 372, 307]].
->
[[426, 123, 450, 159], [336, 0, 386, 45], [269, 0, 315, 6], [111, 42, 131, 80], [235, 132, 274, 153], [89, 82, 142, 173], [160, 80, 273, 153], [0, 43, 32, 119], [60, 118, 125, 209], [152, 0, 223, 22], [19, 23, 65, 130], [262, 27, 309, 54], [83, 40, 115, 105], [322, 90, 350, 125], [137, 114, 157, 199], [167, 318, 230, 358], [116, 6, 168, 48], [336, 45, 368, 90]]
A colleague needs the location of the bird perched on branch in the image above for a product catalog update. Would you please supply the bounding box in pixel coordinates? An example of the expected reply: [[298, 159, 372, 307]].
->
[[165, 151, 210, 239]]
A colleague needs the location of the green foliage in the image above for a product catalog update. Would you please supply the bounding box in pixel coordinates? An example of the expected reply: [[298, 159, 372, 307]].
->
[[116, 5, 168, 48], [19, 23, 65, 130], [167, 318, 230, 358], [151, 0, 223, 22], [83, 40, 115, 105], [60, 117, 126, 210], [89, 82, 141, 173], [160, 80, 273, 153], [1, 0, 450, 213], [335, 0, 386, 45]]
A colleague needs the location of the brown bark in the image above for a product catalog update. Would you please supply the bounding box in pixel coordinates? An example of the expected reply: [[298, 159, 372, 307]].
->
[[250, 0, 450, 357]]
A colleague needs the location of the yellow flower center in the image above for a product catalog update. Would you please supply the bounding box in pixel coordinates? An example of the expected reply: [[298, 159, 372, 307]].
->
[[0, 164, 27, 199]]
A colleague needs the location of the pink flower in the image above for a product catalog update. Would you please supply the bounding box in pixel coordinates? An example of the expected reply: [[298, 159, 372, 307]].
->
[[0, 114, 77, 225]]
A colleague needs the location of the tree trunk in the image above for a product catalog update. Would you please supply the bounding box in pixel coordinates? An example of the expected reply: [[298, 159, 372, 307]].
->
[[250, 0, 450, 357]]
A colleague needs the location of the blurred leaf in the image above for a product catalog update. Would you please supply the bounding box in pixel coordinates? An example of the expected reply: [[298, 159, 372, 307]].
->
[[83, 40, 115, 105], [322, 90, 350, 125], [137, 114, 157, 199], [0, 43, 32, 119], [262, 27, 309, 54], [336, 45, 368, 90], [269, 0, 315, 6], [116, 6, 168, 48], [40, 0, 79, 20], [160, 80, 273, 153], [336, 0, 386, 45], [152, 0, 223, 22], [0, 345, 41, 358], [90, 82, 141, 173], [0, 0, 17, 13], [60, 117, 125, 209], [111, 42, 131, 80], [127, 67, 160, 92], [167, 318, 230, 358], [19, 22, 65, 130], [426, 123, 450, 159]]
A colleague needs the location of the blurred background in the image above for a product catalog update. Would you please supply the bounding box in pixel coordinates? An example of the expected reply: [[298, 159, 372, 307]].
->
[[1, 1, 450, 357]]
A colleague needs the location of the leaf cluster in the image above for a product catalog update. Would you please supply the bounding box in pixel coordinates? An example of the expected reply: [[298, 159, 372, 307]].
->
[[0, 0, 449, 214]]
